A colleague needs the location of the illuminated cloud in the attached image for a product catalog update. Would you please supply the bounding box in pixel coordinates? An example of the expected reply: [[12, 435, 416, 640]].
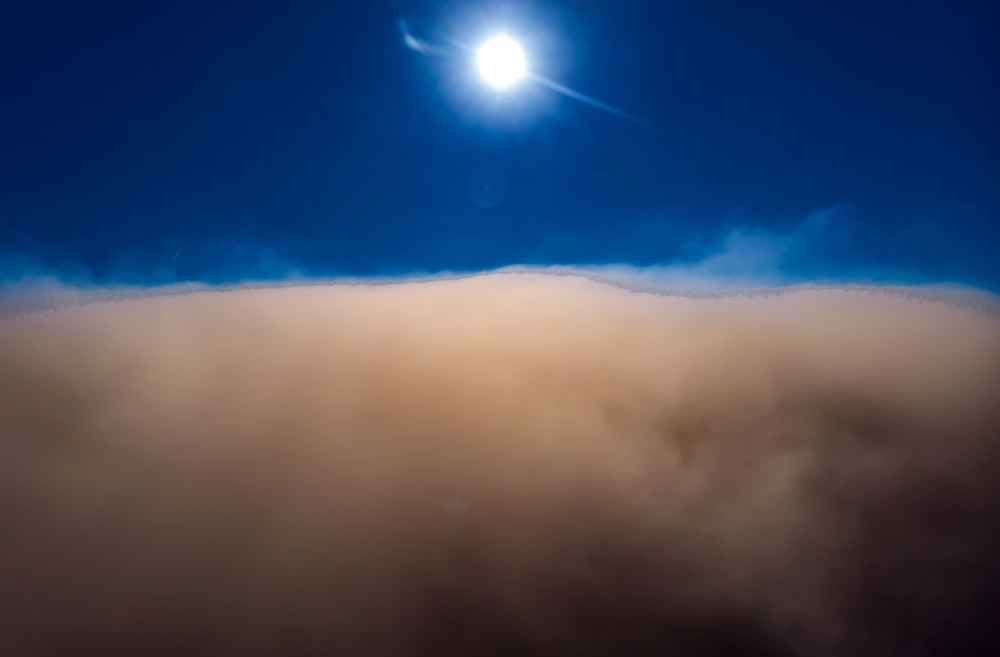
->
[[1, 273, 998, 655]]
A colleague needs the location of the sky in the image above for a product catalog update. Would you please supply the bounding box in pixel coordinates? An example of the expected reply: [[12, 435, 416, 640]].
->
[[1, 0, 997, 287]]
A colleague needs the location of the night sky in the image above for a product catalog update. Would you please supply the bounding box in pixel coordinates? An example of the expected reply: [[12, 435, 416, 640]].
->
[[1, 0, 997, 287]]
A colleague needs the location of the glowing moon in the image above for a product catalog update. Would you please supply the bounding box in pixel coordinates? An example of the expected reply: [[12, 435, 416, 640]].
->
[[476, 35, 526, 89]]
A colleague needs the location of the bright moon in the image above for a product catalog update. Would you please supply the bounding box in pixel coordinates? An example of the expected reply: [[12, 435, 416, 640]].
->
[[476, 35, 526, 89]]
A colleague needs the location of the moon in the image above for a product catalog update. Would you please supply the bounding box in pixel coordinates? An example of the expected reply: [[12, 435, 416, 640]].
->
[[476, 35, 526, 89]]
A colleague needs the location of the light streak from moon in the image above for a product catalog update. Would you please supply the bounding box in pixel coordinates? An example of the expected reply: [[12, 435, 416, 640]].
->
[[526, 73, 658, 131], [398, 21, 663, 133]]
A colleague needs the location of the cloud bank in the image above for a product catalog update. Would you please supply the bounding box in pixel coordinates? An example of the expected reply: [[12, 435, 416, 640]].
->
[[1, 272, 999, 656]]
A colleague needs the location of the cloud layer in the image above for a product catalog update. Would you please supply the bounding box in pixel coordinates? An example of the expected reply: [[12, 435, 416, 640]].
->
[[1, 273, 999, 656]]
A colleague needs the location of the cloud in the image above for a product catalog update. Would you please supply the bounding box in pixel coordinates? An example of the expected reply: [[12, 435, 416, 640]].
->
[[515, 204, 1000, 306], [520, 203, 869, 292], [639, 203, 855, 283], [1, 272, 998, 656]]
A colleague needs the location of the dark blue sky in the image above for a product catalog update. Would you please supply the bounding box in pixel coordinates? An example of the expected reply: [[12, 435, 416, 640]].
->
[[1, 0, 997, 286]]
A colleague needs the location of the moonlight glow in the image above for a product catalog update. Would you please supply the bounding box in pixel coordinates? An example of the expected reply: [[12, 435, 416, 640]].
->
[[476, 35, 526, 89]]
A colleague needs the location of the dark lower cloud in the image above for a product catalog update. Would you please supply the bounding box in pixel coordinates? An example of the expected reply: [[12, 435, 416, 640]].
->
[[1, 273, 999, 656]]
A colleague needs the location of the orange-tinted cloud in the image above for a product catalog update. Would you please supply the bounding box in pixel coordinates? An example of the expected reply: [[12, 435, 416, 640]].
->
[[1, 273, 998, 656]]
